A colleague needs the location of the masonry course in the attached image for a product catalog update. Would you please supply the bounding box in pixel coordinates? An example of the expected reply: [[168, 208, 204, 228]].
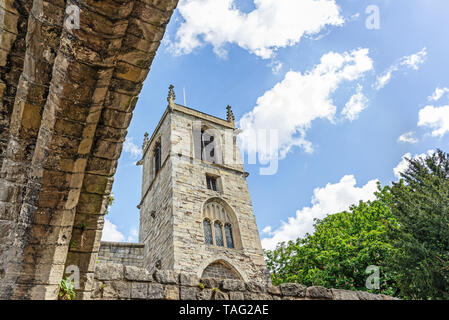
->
[[92, 262, 399, 300]]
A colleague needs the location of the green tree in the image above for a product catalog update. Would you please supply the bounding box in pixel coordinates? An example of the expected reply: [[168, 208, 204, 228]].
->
[[105, 193, 115, 215], [265, 185, 400, 296], [387, 149, 449, 299]]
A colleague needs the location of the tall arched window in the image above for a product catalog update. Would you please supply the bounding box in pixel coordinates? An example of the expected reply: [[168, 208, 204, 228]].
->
[[202, 198, 242, 249], [153, 141, 161, 176], [214, 221, 224, 247], [203, 219, 213, 245], [225, 224, 234, 249]]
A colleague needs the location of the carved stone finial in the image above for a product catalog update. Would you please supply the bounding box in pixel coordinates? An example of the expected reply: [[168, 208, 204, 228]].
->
[[137, 132, 149, 166], [167, 84, 176, 107], [142, 132, 149, 149], [226, 105, 235, 125]]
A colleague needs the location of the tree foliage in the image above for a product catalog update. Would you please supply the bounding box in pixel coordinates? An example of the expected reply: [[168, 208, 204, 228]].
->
[[387, 149, 449, 299], [265, 149, 449, 299], [265, 185, 400, 296]]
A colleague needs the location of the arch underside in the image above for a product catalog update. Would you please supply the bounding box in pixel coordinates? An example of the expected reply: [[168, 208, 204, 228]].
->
[[0, 0, 179, 299]]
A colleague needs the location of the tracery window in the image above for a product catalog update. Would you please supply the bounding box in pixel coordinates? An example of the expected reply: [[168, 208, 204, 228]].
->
[[202, 199, 240, 249]]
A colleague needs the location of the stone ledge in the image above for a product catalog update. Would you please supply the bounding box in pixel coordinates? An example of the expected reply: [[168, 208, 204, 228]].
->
[[99, 241, 145, 248]]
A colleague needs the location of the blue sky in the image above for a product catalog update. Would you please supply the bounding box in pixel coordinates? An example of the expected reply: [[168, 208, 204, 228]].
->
[[102, 0, 449, 249]]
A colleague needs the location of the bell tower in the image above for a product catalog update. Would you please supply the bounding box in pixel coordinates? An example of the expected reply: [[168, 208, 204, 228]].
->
[[137, 85, 268, 283]]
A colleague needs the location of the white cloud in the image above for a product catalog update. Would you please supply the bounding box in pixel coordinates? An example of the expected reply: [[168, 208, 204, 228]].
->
[[171, 0, 344, 59], [393, 150, 435, 179], [261, 226, 273, 235], [428, 87, 449, 102], [398, 131, 418, 144], [261, 175, 378, 250], [269, 61, 283, 75], [123, 137, 142, 159], [393, 153, 412, 180], [341, 84, 368, 121], [102, 219, 126, 242], [418, 105, 449, 137], [374, 47, 427, 90], [401, 47, 427, 70], [127, 228, 139, 242], [239, 48, 373, 159], [374, 67, 396, 90]]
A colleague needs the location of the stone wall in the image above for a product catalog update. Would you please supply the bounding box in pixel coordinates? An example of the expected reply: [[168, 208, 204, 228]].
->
[[91, 263, 398, 300], [98, 242, 144, 267], [139, 111, 175, 272]]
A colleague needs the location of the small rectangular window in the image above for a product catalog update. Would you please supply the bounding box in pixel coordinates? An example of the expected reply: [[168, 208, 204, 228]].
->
[[206, 175, 218, 191]]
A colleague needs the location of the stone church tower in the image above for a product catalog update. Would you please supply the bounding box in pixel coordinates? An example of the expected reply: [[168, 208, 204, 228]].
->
[[136, 85, 268, 283]]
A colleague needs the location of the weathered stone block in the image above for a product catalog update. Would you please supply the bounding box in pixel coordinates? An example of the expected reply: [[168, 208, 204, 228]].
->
[[246, 281, 266, 293], [148, 283, 164, 299], [306, 286, 333, 300], [180, 286, 198, 300], [267, 285, 281, 296], [229, 291, 244, 300], [179, 273, 199, 287], [95, 263, 124, 281], [221, 279, 245, 292], [200, 278, 218, 289], [357, 291, 384, 300], [331, 289, 358, 300], [197, 288, 214, 300], [279, 283, 306, 298], [163, 284, 179, 300], [243, 292, 262, 300], [125, 266, 152, 281], [131, 282, 148, 299], [213, 290, 229, 300], [110, 281, 131, 299], [154, 270, 178, 284]]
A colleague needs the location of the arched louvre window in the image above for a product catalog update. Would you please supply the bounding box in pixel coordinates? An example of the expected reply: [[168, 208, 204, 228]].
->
[[214, 221, 224, 247], [201, 129, 216, 163], [203, 219, 213, 245], [225, 224, 234, 249], [203, 199, 241, 249]]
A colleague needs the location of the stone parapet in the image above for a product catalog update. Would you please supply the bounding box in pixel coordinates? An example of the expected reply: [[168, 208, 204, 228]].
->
[[91, 263, 398, 301]]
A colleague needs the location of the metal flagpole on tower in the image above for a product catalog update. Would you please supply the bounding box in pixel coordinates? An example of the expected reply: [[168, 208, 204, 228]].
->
[[183, 86, 187, 106]]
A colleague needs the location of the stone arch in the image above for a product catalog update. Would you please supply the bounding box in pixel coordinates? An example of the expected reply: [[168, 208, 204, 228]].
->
[[201, 197, 242, 249], [200, 259, 244, 281]]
